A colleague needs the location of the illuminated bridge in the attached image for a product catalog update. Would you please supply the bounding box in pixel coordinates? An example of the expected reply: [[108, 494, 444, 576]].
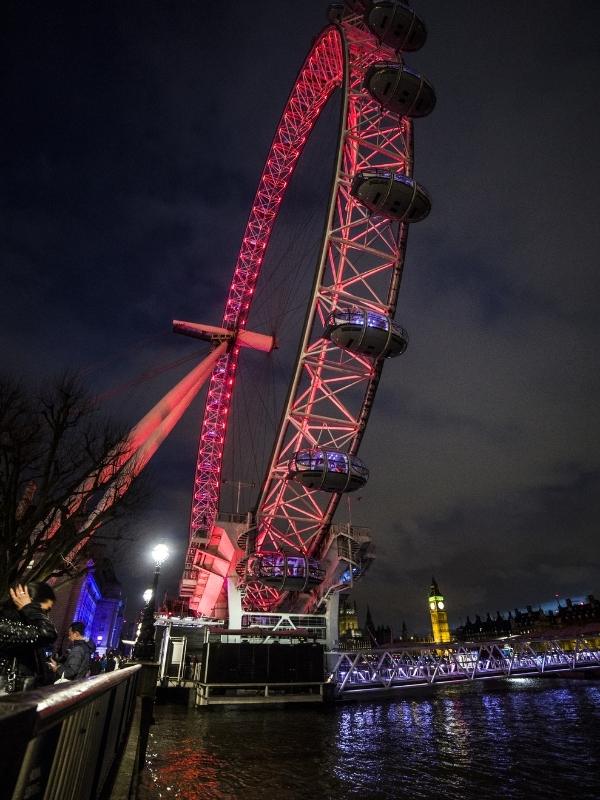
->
[[327, 633, 600, 699]]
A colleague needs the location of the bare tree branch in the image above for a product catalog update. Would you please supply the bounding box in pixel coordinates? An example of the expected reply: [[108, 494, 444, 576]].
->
[[0, 374, 145, 592]]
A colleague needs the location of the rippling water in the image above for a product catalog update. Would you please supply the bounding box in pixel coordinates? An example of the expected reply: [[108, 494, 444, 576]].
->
[[140, 678, 600, 800]]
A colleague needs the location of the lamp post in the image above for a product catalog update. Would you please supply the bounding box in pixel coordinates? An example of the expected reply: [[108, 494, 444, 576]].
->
[[133, 543, 170, 661]]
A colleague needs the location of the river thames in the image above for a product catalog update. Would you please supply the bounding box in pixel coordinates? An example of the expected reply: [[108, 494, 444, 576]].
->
[[140, 678, 600, 800]]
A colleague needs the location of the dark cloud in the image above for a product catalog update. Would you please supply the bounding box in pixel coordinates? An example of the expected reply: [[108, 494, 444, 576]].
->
[[2, 1, 599, 630], [355, 468, 600, 628]]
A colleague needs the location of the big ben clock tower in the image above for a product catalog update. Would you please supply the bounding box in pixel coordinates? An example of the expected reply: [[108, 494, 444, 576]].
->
[[428, 577, 451, 643]]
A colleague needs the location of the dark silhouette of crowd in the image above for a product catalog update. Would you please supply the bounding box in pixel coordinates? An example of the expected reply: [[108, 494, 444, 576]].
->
[[89, 649, 123, 675]]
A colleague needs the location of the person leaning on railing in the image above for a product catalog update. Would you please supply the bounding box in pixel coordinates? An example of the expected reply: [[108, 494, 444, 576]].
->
[[0, 583, 58, 694]]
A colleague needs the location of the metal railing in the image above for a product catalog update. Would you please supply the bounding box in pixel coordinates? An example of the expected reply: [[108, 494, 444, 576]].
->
[[0, 664, 142, 800], [327, 634, 600, 697]]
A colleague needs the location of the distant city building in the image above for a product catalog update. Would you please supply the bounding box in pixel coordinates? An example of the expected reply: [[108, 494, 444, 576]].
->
[[339, 595, 361, 639], [337, 595, 370, 650], [51, 555, 124, 654], [454, 594, 600, 640], [375, 624, 393, 646], [428, 577, 451, 643], [363, 605, 392, 647], [337, 596, 392, 650], [337, 596, 434, 649]]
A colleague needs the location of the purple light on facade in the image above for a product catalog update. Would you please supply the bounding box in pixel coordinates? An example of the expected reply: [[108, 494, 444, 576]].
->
[[74, 572, 101, 636], [72, 570, 124, 653]]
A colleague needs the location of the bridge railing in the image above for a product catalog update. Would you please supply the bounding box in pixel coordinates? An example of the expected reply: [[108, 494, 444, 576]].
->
[[0, 664, 142, 800], [326, 634, 600, 696]]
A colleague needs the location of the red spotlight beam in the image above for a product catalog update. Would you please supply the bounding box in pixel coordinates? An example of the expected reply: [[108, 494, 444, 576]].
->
[[51, 343, 228, 555]]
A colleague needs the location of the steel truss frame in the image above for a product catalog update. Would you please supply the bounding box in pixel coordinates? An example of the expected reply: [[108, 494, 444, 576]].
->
[[182, 26, 343, 611], [247, 17, 413, 612], [326, 635, 600, 696], [185, 10, 416, 615], [238, 612, 327, 643]]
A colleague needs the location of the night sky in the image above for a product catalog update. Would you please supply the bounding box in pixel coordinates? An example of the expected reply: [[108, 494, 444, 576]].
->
[[2, 1, 600, 633]]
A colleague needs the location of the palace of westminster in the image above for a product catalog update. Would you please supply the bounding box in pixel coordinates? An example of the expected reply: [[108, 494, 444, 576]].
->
[[338, 578, 600, 649]]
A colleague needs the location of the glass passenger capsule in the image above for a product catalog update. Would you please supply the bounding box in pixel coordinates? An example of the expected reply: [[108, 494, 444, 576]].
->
[[288, 449, 369, 493], [324, 308, 408, 358], [365, 1, 428, 52], [365, 61, 436, 118], [351, 169, 431, 222], [246, 552, 325, 592]]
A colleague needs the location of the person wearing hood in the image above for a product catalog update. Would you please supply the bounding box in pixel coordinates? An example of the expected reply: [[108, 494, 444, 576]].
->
[[50, 621, 96, 680]]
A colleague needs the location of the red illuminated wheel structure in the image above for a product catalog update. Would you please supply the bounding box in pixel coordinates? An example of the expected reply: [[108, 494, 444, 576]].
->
[[180, 1, 435, 616]]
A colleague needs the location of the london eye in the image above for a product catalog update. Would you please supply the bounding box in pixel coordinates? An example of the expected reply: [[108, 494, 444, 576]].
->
[[177, 0, 436, 619]]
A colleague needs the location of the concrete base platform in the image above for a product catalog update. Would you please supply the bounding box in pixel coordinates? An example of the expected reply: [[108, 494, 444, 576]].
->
[[197, 693, 325, 707], [195, 682, 330, 707]]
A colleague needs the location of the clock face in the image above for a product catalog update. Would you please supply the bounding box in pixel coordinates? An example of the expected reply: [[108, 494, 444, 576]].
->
[[429, 602, 436, 610], [437, 601, 445, 610]]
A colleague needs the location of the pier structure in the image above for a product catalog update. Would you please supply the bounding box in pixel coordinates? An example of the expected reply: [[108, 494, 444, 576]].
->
[[327, 633, 600, 699], [152, 612, 600, 706]]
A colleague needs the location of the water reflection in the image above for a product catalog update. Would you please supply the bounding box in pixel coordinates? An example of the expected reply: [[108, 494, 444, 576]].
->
[[140, 679, 600, 800]]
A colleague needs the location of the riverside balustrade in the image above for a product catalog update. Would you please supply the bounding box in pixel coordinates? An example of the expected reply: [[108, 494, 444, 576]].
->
[[0, 663, 152, 800]]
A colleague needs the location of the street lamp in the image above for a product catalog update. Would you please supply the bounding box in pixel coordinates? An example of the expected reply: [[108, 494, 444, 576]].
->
[[133, 543, 170, 661]]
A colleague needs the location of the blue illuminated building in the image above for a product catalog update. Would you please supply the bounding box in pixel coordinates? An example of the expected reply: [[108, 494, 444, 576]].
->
[[52, 554, 124, 654], [73, 570, 102, 634]]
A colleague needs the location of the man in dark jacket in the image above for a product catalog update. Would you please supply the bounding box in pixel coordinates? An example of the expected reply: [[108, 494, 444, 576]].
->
[[51, 621, 96, 680]]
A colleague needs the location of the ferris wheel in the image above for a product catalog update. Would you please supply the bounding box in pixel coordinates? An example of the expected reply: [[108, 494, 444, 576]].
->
[[178, 1, 436, 617]]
